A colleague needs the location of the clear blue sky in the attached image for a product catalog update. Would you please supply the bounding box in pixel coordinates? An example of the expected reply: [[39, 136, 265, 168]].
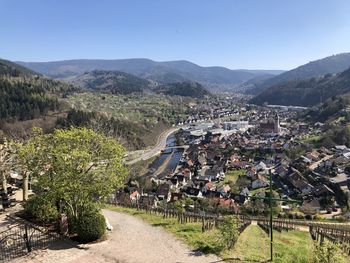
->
[[1, 0, 350, 70]]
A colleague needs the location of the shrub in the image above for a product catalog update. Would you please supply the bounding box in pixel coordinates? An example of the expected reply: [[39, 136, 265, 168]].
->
[[218, 216, 239, 249], [24, 196, 59, 223], [75, 212, 106, 243], [313, 241, 346, 263], [68, 217, 79, 234]]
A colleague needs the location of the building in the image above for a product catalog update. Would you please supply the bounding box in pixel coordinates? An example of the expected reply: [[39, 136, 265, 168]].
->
[[259, 115, 281, 134]]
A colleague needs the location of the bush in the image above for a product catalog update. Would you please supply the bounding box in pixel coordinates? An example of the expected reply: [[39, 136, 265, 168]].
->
[[218, 216, 239, 249], [313, 241, 346, 263], [68, 217, 79, 234], [75, 212, 106, 243], [24, 196, 59, 223]]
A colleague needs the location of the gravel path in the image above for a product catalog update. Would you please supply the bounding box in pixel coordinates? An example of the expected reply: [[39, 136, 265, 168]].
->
[[91, 209, 221, 263], [11, 209, 221, 263]]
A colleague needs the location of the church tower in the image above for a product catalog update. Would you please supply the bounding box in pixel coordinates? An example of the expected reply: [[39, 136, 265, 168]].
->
[[275, 114, 281, 134]]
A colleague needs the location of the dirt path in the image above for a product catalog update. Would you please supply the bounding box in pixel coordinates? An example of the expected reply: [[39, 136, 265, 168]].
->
[[12, 209, 221, 263]]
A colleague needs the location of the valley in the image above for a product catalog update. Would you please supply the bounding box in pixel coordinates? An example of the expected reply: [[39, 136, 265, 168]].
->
[[2, 53, 350, 263]]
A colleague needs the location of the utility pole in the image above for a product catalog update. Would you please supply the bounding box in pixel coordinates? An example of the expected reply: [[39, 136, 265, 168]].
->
[[251, 169, 301, 262], [269, 169, 273, 262]]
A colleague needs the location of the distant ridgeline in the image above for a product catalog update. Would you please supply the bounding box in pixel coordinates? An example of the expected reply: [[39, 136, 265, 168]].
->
[[17, 58, 284, 93], [0, 59, 77, 122], [69, 69, 211, 98]]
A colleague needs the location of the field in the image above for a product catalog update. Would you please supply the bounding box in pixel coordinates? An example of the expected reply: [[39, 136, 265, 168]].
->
[[105, 205, 345, 262]]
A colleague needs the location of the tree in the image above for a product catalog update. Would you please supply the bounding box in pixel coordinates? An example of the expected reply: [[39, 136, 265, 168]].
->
[[19, 127, 127, 220], [218, 216, 239, 249], [0, 140, 16, 194]]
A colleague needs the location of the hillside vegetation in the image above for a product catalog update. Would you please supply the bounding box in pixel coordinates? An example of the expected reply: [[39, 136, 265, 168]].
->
[[70, 70, 153, 94], [254, 52, 350, 94], [251, 67, 350, 106], [0, 76, 77, 123], [153, 81, 210, 98]]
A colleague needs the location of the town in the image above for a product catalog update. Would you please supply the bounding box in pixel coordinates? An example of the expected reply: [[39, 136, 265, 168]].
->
[[116, 103, 349, 220]]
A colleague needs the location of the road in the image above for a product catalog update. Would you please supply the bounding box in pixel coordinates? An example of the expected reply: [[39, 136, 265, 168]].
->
[[126, 127, 180, 165], [13, 209, 220, 263]]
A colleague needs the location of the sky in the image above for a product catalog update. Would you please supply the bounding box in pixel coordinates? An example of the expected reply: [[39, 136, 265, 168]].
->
[[1, 0, 350, 70]]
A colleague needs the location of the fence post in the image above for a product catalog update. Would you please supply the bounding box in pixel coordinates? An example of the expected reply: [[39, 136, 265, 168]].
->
[[24, 225, 32, 252]]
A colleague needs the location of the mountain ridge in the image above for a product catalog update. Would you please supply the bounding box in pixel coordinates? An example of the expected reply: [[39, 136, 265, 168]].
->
[[17, 58, 284, 93]]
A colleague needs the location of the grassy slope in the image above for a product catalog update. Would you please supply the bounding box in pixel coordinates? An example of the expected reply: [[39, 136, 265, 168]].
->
[[228, 225, 313, 263], [106, 205, 331, 262]]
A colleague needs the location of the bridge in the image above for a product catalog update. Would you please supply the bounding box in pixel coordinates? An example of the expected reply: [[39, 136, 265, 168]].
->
[[162, 145, 189, 150]]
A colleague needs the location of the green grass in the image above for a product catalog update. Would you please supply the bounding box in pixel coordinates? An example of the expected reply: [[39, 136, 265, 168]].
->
[[225, 225, 314, 263], [224, 169, 246, 185], [105, 205, 348, 262], [300, 135, 322, 144]]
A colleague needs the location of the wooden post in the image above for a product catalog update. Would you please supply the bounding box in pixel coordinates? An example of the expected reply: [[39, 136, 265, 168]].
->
[[23, 171, 29, 201]]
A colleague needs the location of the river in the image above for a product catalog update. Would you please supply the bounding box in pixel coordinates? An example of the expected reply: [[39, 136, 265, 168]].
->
[[145, 132, 184, 178]]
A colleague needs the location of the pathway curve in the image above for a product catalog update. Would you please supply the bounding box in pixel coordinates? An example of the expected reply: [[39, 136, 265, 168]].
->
[[12, 209, 221, 263]]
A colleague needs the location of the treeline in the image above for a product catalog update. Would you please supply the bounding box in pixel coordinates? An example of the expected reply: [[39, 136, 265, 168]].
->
[[0, 77, 58, 122], [0, 76, 79, 122]]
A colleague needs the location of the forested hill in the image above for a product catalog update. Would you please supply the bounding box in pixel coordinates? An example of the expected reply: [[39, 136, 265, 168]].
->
[[0, 60, 78, 122], [250, 67, 350, 107], [0, 58, 39, 77], [70, 70, 153, 94], [0, 77, 59, 121], [253, 53, 350, 94], [153, 81, 210, 98]]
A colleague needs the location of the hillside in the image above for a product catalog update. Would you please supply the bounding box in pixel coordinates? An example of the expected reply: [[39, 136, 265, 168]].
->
[[0, 60, 77, 126], [254, 53, 350, 94], [17, 59, 283, 93], [305, 95, 350, 122], [235, 74, 275, 94], [153, 81, 210, 98], [0, 58, 39, 77], [250, 67, 350, 107], [70, 70, 153, 94]]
